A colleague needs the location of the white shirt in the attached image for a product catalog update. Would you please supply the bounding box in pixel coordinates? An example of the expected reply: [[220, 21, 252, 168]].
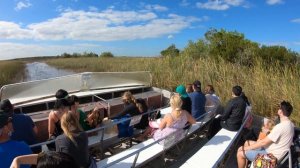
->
[[266, 120, 294, 159]]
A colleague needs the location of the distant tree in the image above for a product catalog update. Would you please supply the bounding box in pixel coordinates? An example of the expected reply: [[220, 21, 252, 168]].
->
[[204, 28, 259, 66], [160, 44, 180, 57], [83, 52, 98, 57], [259, 45, 298, 65], [100, 52, 114, 58], [181, 39, 209, 59], [61, 52, 72, 58]]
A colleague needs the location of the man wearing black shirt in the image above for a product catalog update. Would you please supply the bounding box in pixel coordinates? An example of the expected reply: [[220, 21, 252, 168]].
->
[[220, 85, 246, 131], [208, 86, 246, 138]]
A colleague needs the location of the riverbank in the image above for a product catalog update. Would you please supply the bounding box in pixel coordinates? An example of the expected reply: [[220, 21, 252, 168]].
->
[[0, 60, 25, 87], [46, 57, 300, 125]]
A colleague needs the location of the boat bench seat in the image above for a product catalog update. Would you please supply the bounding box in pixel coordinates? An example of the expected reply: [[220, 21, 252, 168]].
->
[[180, 114, 250, 168], [96, 123, 201, 168], [96, 111, 216, 168]]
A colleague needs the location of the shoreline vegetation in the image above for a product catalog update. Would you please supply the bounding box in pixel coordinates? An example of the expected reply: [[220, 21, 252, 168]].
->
[[0, 61, 25, 87]]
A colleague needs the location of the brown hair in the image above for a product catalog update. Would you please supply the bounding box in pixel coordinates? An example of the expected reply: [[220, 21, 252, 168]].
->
[[186, 84, 193, 93], [204, 85, 215, 94], [61, 112, 82, 145]]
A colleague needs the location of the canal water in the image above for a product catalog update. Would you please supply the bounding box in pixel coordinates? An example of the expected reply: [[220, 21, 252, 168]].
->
[[23, 62, 74, 82]]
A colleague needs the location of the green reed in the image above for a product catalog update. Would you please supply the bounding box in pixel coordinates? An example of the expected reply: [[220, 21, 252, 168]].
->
[[0, 61, 25, 87]]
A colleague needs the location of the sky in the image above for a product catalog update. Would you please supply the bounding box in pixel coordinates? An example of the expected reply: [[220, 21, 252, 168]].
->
[[0, 0, 299, 60]]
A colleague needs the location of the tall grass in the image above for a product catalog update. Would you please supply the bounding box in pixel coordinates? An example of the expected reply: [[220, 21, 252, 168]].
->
[[0, 61, 25, 87], [47, 57, 300, 125]]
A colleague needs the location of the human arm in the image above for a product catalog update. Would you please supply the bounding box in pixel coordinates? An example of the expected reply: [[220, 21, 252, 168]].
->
[[48, 112, 56, 138], [10, 154, 38, 168], [185, 111, 196, 124], [158, 115, 168, 130], [242, 137, 273, 151], [221, 100, 233, 121]]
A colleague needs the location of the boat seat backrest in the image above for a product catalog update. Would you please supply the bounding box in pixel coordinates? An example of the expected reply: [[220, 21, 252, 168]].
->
[[96, 111, 215, 168], [180, 113, 250, 168]]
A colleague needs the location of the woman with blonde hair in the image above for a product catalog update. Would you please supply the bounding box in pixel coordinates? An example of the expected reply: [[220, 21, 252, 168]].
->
[[55, 112, 92, 168], [153, 94, 196, 144]]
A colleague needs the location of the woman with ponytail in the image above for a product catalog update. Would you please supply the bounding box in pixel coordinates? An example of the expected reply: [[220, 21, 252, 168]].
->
[[55, 112, 91, 168], [117, 91, 141, 117], [153, 94, 196, 144]]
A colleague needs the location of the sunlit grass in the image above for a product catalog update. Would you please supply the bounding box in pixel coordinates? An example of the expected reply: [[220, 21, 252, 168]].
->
[[0, 61, 25, 87]]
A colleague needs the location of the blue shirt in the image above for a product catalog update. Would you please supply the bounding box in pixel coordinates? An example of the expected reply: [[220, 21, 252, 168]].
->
[[0, 140, 32, 168], [188, 91, 206, 119], [11, 114, 37, 145]]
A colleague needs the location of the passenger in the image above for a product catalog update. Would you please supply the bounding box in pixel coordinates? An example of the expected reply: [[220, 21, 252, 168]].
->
[[55, 89, 69, 99], [153, 94, 196, 144], [204, 84, 220, 113], [237, 101, 294, 168], [68, 95, 93, 131], [257, 118, 275, 141], [55, 112, 92, 168], [220, 85, 246, 131], [113, 91, 145, 138], [188, 80, 206, 119], [186, 84, 193, 94], [134, 98, 149, 130], [0, 99, 38, 146], [0, 112, 32, 168], [48, 98, 70, 139], [175, 85, 192, 114], [10, 151, 79, 168], [118, 91, 141, 117], [208, 85, 246, 138]]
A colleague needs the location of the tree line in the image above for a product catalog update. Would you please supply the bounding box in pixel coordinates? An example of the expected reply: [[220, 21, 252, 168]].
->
[[161, 28, 299, 67], [60, 51, 114, 58]]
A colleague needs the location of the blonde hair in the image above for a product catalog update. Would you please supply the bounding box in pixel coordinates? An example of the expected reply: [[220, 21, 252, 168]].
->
[[122, 91, 137, 104], [61, 112, 82, 145], [265, 119, 275, 131], [170, 94, 183, 118]]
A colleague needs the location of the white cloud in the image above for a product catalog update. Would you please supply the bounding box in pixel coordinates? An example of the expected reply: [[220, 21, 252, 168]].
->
[[88, 6, 98, 12], [266, 0, 284, 5], [145, 4, 168, 12], [196, 0, 245, 10], [291, 18, 300, 23], [180, 0, 190, 7], [167, 35, 174, 39], [0, 21, 33, 39], [0, 9, 199, 41], [0, 42, 106, 60], [15, 1, 32, 11]]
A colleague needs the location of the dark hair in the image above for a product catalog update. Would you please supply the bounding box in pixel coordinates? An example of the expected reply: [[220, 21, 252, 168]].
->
[[136, 98, 148, 113], [54, 99, 70, 110], [55, 89, 69, 99], [241, 92, 250, 106], [0, 99, 13, 114], [37, 151, 79, 168], [280, 101, 293, 117], [232, 85, 242, 96], [68, 95, 79, 106]]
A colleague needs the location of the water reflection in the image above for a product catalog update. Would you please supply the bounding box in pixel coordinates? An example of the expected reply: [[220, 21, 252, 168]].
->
[[23, 62, 74, 82]]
